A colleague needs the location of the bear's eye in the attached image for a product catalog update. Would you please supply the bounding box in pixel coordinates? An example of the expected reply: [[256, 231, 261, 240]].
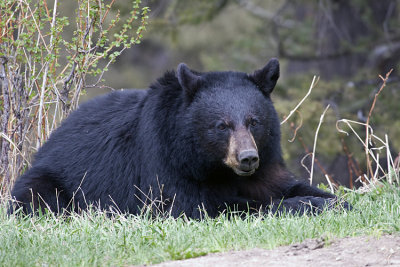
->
[[216, 122, 228, 131], [249, 118, 258, 127]]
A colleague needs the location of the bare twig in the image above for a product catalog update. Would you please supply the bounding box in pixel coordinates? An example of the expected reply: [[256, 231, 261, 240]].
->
[[37, 0, 58, 148], [288, 111, 303, 142], [0, 56, 11, 190], [340, 136, 363, 188], [337, 119, 387, 178], [300, 153, 312, 177], [281, 75, 319, 125], [365, 69, 393, 181], [60, 61, 77, 112], [385, 134, 399, 184], [309, 104, 330, 185], [290, 117, 337, 186], [325, 175, 334, 194]]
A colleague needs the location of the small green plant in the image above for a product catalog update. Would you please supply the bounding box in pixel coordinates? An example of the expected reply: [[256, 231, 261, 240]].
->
[[0, 0, 149, 194]]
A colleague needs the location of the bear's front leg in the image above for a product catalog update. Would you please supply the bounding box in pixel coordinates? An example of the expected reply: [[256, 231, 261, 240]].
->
[[269, 196, 339, 215], [282, 181, 336, 199], [269, 180, 352, 215]]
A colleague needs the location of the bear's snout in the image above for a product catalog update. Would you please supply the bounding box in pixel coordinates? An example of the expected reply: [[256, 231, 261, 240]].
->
[[238, 149, 259, 172], [224, 128, 259, 176]]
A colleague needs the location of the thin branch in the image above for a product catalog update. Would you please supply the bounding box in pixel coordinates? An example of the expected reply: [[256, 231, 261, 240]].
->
[[281, 75, 319, 125], [289, 114, 337, 186], [340, 136, 363, 188], [336, 119, 387, 176], [0, 56, 11, 186], [101, 0, 116, 24], [0, 132, 31, 168], [288, 110, 303, 142], [385, 134, 398, 184], [60, 61, 77, 110], [365, 69, 393, 180], [37, 0, 58, 148], [309, 104, 330, 185], [23, 0, 50, 53]]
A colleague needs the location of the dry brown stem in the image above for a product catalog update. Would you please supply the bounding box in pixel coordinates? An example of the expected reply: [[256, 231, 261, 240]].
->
[[365, 69, 393, 182]]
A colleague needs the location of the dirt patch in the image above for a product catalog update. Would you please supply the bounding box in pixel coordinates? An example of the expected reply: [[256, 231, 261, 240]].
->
[[150, 235, 400, 267]]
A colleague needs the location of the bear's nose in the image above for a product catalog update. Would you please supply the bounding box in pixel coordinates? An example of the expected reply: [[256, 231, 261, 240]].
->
[[238, 149, 259, 171]]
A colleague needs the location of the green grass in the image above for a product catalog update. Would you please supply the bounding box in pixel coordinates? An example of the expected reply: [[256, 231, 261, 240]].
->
[[1, 185, 399, 266]]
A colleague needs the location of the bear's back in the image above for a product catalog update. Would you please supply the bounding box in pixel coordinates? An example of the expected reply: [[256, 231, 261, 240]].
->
[[30, 89, 148, 185]]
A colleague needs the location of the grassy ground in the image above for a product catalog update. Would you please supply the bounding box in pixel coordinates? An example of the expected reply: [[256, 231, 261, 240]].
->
[[0, 184, 399, 266]]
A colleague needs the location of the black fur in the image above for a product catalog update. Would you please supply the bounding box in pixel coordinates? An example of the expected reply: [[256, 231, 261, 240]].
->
[[10, 59, 344, 218]]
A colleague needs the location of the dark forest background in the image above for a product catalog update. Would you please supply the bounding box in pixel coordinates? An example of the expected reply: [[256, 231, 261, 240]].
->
[[94, 0, 400, 188], [2, 0, 400, 189]]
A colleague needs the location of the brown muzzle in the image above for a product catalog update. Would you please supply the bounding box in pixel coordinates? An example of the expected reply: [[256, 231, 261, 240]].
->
[[224, 128, 259, 176]]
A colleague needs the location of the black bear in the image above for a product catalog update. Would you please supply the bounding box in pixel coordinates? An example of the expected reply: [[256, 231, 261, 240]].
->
[[10, 59, 343, 218]]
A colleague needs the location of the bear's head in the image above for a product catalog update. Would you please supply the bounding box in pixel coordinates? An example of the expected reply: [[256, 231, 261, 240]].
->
[[177, 59, 281, 177]]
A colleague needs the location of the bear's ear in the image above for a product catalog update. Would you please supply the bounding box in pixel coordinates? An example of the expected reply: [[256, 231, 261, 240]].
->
[[250, 58, 280, 95], [177, 63, 202, 101]]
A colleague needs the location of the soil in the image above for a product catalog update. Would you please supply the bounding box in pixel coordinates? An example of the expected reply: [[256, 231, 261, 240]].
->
[[149, 235, 400, 267]]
